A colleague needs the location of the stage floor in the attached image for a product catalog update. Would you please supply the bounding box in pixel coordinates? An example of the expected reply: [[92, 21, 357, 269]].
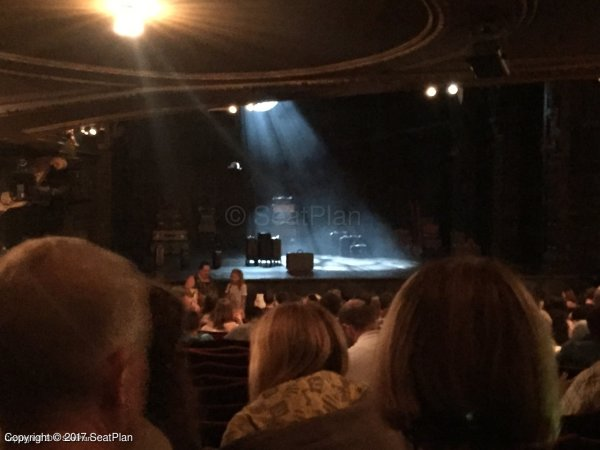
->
[[159, 254, 418, 283]]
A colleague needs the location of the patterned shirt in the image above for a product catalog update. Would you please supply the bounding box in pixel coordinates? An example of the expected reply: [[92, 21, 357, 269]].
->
[[221, 370, 366, 446]]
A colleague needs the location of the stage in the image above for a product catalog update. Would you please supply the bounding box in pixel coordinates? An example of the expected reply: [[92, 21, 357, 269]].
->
[[156, 253, 418, 297]]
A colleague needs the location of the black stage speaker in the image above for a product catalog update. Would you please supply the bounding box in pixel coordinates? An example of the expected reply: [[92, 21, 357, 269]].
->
[[286, 252, 314, 275], [246, 237, 258, 266]]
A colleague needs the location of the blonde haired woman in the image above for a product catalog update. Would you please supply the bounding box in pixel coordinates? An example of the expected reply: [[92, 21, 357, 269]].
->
[[376, 256, 560, 450], [221, 302, 365, 445]]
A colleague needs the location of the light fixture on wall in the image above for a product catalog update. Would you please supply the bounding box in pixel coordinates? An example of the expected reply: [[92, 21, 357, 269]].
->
[[447, 83, 459, 95], [425, 86, 438, 98]]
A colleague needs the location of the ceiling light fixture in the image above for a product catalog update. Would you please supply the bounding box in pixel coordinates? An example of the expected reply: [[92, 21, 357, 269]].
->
[[104, 0, 164, 37]]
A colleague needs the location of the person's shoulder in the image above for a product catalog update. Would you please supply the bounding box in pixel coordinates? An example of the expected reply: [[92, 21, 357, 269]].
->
[[220, 395, 408, 450]]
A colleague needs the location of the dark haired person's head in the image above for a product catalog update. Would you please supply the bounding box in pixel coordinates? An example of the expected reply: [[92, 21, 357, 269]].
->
[[320, 291, 344, 316], [201, 295, 217, 316], [562, 288, 578, 309], [338, 299, 379, 346], [376, 256, 559, 450], [183, 311, 201, 334], [583, 287, 596, 305], [587, 306, 600, 340], [275, 291, 291, 304], [593, 286, 600, 308], [379, 291, 395, 312], [570, 306, 590, 322], [197, 261, 211, 279], [212, 298, 236, 330]]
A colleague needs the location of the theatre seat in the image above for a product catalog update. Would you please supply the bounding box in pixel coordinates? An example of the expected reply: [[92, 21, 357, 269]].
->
[[184, 342, 250, 447]]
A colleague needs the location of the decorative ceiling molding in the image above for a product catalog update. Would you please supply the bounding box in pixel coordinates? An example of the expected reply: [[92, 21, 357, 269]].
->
[[0, 1, 443, 82], [0, 0, 598, 146]]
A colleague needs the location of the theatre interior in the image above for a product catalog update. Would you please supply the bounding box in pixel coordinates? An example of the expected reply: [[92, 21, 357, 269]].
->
[[2, 1, 600, 447]]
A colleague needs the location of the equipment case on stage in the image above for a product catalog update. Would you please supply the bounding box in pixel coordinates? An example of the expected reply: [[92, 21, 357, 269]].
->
[[286, 252, 314, 275]]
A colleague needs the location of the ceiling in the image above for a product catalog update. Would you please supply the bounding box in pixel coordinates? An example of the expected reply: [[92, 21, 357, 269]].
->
[[0, 0, 599, 145]]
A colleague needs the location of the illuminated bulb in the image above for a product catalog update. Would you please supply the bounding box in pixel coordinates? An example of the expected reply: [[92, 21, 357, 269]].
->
[[105, 0, 163, 37], [113, 13, 145, 37], [89, 127, 98, 136], [252, 101, 278, 112], [228, 105, 238, 114], [425, 86, 437, 98], [245, 101, 278, 112], [447, 83, 459, 95]]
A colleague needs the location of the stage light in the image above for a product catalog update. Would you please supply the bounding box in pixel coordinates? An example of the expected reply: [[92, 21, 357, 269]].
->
[[245, 101, 278, 112], [447, 83, 459, 95], [228, 105, 238, 114], [104, 0, 164, 37], [425, 86, 437, 98]]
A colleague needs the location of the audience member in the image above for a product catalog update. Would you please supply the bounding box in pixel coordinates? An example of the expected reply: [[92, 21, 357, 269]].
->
[[145, 285, 200, 450], [0, 237, 152, 449], [583, 287, 596, 306], [180, 311, 213, 344], [200, 298, 239, 333], [568, 306, 591, 341], [561, 360, 600, 416], [303, 292, 321, 304], [338, 299, 381, 385], [562, 288, 579, 311], [319, 291, 344, 316], [225, 269, 248, 316], [375, 256, 560, 450], [225, 306, 265, 342], [199, 295, 217, 328], [378, 291, 395, 319], [184, 261, 218, 306], [547, 298, 570, 345], [558, 306, 600, 373], [593, 286, 600, 307], [221, 302, 366, 446]]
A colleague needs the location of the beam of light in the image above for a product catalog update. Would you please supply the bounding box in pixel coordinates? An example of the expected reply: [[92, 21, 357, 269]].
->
[[241, 101, 405, 258]]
